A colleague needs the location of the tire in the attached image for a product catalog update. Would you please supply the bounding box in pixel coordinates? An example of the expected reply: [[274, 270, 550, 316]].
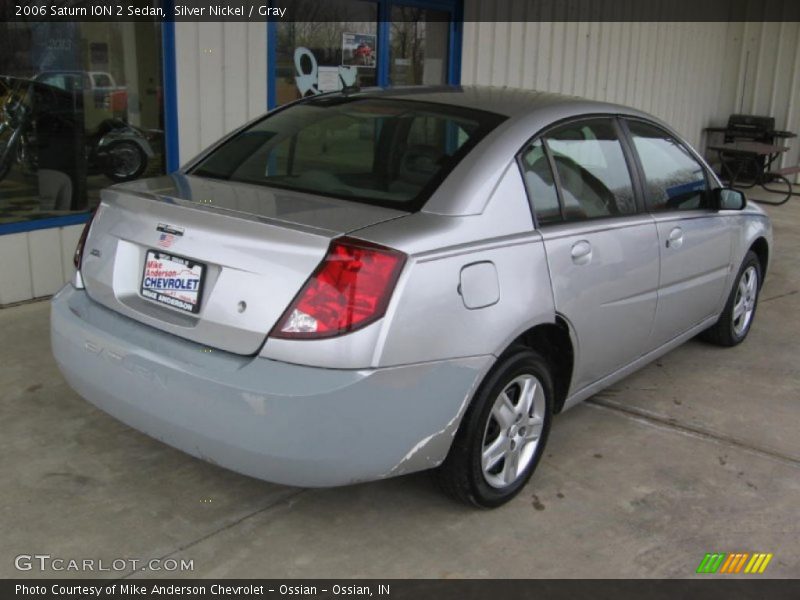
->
[[103, 140, 147, 182], [701, 250, 762, 347], [437, 349, 554, 508]]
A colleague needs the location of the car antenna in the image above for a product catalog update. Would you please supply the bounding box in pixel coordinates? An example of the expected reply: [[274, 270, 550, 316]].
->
[[340, 75, 360, 96]]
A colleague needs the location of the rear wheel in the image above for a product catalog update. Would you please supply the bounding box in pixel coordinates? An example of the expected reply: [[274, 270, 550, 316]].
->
[[701, 251, 761, 346], [438, 349, 553, 508]]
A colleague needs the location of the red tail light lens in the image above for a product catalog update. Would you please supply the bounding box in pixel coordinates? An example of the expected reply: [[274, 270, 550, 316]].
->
[[271, 237, 406, 339], [73, 210, 97, 269]]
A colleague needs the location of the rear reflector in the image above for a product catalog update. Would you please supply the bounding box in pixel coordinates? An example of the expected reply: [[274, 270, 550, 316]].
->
[[73, 210, 97, 269], [270, 237, 406, 339]]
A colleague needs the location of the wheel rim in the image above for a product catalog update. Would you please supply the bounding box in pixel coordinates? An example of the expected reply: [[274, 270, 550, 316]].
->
[[481, 374, 546, 489], [732, 265, 758, 337], [109, 143, 142, 178]]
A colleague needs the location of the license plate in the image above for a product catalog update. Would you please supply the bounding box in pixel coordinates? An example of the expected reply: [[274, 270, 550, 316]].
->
[[140, 250, 205, 314]]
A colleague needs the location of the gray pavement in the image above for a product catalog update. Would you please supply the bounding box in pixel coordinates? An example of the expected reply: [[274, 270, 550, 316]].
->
[[1, 195, 798, 579]]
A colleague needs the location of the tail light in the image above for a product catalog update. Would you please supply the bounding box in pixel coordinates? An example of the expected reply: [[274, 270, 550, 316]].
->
[[73, 210, 96, 269], [270, 237, 406, 339]]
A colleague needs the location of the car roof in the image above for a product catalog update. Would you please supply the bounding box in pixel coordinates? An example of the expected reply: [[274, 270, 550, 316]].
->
[[325, 85, 673, 216], [339, 84, 654, 122]]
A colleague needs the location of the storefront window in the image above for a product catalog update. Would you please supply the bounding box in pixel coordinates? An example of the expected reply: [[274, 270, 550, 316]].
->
[[275, 0, 378, 106], [0, 22, 165, 225], [390, 7, 449, 86], [274, 1, 456, 106]]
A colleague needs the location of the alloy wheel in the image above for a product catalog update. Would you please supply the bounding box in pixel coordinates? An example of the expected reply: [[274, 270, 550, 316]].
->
[[732, 265, 758, 337], [481, 374, 546, 489]]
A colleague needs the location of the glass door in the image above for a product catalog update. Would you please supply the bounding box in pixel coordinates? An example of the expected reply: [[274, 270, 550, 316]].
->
[[268, 0, 461, 109], [389, 5, 451, 86], [273, 0, 379, 106]]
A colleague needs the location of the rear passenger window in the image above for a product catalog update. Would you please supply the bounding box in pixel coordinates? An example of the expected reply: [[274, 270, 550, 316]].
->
[[519, 140, 561, 225], [545, 119, 637, 221], [626, 120, 709, 211]]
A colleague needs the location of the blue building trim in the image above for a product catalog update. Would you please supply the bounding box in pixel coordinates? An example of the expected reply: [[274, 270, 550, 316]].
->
[[377, 1, 391, 87], [267, 18, 277, 110], [0, 212, 91, 236], [448, 0, 463, 84], [161, 3, 180, 172]]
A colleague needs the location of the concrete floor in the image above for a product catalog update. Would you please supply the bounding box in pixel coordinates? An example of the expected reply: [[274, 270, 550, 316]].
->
[[1, 195, 799, 579]]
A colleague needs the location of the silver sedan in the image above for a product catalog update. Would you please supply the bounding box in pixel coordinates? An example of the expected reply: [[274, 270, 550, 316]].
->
[[52, 86, 771, 507]]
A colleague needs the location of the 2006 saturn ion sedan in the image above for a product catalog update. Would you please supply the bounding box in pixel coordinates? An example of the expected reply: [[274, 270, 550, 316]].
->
[[52, 86, 772, 507]]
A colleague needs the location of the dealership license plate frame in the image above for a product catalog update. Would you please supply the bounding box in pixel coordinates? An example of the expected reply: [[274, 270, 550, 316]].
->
[[140, 249, 206, 315]]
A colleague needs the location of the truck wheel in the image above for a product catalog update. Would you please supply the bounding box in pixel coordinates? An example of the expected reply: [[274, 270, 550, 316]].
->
[[104, 140, 147, 182]]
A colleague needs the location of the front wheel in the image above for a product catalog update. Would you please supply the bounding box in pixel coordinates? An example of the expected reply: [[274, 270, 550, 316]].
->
[[437, 349, 553, 508], [701, 251, 762, 346]]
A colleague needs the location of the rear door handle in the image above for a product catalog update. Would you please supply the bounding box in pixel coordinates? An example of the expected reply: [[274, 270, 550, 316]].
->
[[666, 227, 684, 249], [571, 240, 592, 265]]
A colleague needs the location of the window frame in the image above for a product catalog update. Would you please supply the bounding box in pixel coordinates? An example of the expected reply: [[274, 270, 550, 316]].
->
[[617, 116, 715, 214], [515, 114, 648, 228], [516, 139, 563, 228]]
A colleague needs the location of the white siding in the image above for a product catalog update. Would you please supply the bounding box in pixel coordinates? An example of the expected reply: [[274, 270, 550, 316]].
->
[[461, 9, 800, 178], [462, 18, 731, 148], [0, 225, 82, 306], [728, 20, 800, 175], [28, 228, 64, 298], [0, 233, 33, 305], [174, 21, 267, 165]]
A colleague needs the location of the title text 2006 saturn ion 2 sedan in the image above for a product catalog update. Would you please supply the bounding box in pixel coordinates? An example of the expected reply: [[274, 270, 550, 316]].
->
[[52, 86, 772, 507]]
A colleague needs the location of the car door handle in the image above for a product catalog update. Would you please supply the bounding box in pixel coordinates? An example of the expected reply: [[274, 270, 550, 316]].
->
[[571, 240, 593, 265], [666, 227, 684, 249]]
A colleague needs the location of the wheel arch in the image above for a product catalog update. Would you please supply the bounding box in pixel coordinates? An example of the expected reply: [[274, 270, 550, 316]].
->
[[502, 317, 575, 414], [750, 236, 769, 283]]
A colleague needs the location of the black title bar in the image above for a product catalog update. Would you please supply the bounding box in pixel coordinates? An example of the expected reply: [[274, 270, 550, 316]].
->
[[3, 0, 800, 22], [4, 579, 800, 600]]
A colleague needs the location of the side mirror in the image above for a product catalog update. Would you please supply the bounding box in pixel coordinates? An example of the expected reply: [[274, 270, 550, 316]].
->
[[711, 187, 746, 211]]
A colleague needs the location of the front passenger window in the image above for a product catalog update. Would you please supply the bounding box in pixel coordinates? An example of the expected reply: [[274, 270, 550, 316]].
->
[[626, 120, 709, 211]]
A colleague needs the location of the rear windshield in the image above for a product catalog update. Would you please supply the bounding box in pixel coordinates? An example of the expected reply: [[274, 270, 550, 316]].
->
[[190, 96, 506, 211]]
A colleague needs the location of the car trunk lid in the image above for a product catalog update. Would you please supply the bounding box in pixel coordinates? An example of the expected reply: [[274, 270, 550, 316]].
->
[[80, 174, 406, 355]]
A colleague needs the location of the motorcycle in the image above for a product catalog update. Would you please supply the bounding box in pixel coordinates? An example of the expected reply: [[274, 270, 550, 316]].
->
[[0, 78, 157, 184]]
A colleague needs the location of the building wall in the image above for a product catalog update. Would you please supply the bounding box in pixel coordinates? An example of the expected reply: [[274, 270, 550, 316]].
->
[[0, 225, 82, 305], [461, 13, 800, 176], [3, 16, 800, 306], [174, 21, 267, 164], [731, 21, 800, 175], [169, 17, 800, 177]]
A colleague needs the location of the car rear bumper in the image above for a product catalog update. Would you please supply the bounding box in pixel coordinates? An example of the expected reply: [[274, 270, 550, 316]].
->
[[51, 286, 491, 487]]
